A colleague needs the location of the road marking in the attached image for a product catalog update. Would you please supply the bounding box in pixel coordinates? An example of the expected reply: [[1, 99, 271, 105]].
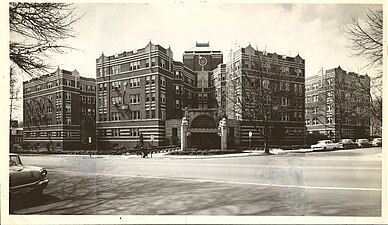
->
[[91, 161, 382, 170], [51, 169, 382, 192]]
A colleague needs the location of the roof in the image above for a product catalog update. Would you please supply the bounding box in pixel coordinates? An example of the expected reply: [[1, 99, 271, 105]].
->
[[184, 42, 222, 53]]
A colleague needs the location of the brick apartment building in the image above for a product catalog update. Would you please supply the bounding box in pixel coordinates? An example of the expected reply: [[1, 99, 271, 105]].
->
[[95, 42, 307, 150], [23, 68, 96, 151], [95, 41, 224, 150], [224, 45, 306, 147], [305, 66, 370, 140]]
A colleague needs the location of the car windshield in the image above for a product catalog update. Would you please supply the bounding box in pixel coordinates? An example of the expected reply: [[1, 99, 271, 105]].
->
[[9, 155, 22, 166], [340, 139, 350, 143]]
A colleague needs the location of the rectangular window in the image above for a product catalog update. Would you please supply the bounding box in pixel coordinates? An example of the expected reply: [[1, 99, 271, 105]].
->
[[145, 58, 150, 67], [161, 93, 166, 103], [151, 75, 156, 84], [151, 58, 156, 66], [65, 104, 71, 113], [160, 76, 166, 86], [151, 93, 156, 102], [151, 110, 156, 118], [130, 94, 140, 104], [66, 117, 71, 125], [161, 109, 166, 119]]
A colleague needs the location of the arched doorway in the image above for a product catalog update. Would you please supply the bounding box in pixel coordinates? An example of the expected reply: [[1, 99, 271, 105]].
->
[[189, 115, 220, 149]]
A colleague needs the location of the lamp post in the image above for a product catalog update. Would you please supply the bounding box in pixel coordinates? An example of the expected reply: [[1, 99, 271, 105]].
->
[[248, 131, 252, 149]]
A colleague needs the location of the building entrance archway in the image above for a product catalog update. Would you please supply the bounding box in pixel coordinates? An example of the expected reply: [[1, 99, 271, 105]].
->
[[188, 114, 220, 150]]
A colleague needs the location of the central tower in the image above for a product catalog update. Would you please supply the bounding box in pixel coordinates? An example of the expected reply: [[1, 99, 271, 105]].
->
[[183, 42, 223, 109]]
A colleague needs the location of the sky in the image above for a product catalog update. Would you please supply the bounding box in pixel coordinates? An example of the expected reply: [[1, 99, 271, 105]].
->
[[10, 3, 383, 121], [48, 3, 382, 79]]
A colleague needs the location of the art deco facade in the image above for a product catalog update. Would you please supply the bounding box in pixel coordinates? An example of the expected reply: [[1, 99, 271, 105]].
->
[[223, 45, 306, 146], [23, 68, 96, 150], [305, 67, 370, 140]]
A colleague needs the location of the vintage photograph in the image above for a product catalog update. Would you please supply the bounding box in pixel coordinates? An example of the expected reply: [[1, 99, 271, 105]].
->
[[3, 1, 385, 224]]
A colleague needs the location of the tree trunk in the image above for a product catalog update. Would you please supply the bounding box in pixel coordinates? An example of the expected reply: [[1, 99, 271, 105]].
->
[[264, 123, 270, 154]]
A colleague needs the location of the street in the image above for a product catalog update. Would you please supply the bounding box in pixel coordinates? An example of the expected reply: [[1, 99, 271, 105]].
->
[[11, 147, 382, 216]]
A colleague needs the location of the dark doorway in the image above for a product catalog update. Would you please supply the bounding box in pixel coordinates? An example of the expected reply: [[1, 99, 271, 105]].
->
[[190, 132, 220, 150]]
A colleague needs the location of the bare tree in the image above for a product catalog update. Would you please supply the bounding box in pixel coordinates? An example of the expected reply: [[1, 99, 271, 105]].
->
[[226, 57, 287, 154], [310, 70, 370, 141], [9, 3, 81, 77], [345, 9, 383, 69], [345, 8, 382, 135]]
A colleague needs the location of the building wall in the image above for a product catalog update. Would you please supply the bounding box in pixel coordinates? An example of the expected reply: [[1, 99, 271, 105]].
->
[[23, 68, 96, 151], [225, 45, 306, 146], [305, 67, 370, 140]]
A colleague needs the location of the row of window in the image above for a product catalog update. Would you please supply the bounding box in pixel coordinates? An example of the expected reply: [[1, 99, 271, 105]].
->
[[24, 131, 77, 138], [25, 79, 95, 94], [97, 58, 160, 77], [99, 110, 141, 122], [99, 128, 141, 137], [306, 117, 369, 126]]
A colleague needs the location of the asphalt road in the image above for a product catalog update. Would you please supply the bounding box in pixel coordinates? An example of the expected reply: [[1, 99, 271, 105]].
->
[[10, 147, 382, 216]]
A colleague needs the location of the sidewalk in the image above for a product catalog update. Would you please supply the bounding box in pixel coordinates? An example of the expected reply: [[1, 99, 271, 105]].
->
[[141, 148, 315, 159]]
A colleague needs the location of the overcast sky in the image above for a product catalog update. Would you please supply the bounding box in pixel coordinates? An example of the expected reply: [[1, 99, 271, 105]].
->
[[47, 3, 382, 79], [12, 3, 383, 121]]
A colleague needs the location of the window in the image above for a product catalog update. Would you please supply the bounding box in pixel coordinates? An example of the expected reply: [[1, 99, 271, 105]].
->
[[305, 119, 310, 125], [151, 110, 156, 118], [281, 97, 289, 106], [161, 93, 166, 103], [47, 106, 52, 114], [112, 96, 122, 105], [161, 109, 166, 119], [87, 108, 91, 115], [130, 94, 140, 104], [97, 68, 101, 77], [65, 104, 71, 113], [175, 100, 180, 108], [112, 65, 121, 74], [313, 95, 318, 102], [313, 118, 318, 125], [151, 93, 156, 102], [129, 78, 140, 87], [146, 76, 150, 85], [112, 112, 121, 121], [47, 82, 52, 88], [112, 81, 121, 89], [175, 85, 180, 94], [160, 76, 166, 86], [151, 58, 156, 66], [66, 117, 71, 125], [313, 106, 319, 114], [112, 129, 120, 137], [327, 116, 333, 124], [327, 105, 332, 111], [87, 97, 91, 104], [151, 75, 155, 84], [130, 111, 140, 120], [145, 59, 150, 67]]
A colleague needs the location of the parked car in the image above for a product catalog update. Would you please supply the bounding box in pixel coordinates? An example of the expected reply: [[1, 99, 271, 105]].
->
[[9, 153, 49, 197], [371, 138, 382, 147], [355, 139, 372, 148], [338, 139, 358, 149], [311, 140, 341, 151]]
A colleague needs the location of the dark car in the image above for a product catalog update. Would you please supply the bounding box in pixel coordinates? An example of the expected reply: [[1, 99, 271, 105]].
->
[[338, 139, 358, 149], [356, 139, 372, 148], [9, 153, 49, 197], [371, 138, 382, 147]]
